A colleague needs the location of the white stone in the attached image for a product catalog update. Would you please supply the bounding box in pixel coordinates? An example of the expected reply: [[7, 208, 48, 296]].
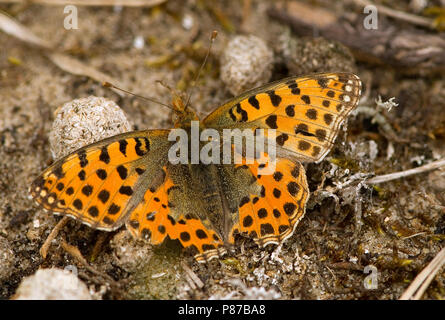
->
[[220, 35, 274, 95], [14, 268, 92, 300], [49, 96, 132, 159]]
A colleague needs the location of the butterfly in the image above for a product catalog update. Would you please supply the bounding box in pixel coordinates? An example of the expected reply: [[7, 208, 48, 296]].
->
[[30, 72, 361, 263]]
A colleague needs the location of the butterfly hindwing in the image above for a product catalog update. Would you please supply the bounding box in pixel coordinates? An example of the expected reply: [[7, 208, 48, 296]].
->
[[125, 165, 226, 262], [203, 72, 362, 162], [30, 130, 171, 231], [228, 156, 308, 247]]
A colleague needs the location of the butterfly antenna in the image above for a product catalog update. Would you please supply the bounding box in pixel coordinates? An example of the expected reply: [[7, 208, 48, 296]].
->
[[103, 82, 175, 111], [155, 80, 173, 92], [184, 30, 218, 109]]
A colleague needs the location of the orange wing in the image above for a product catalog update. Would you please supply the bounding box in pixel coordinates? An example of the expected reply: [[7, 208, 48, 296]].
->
[[225, 155, 309, 248], [125, 166, 226, 263], [201, 73, 361, 252], [30, 130, 171, 231], [203, 72, 362, 162]]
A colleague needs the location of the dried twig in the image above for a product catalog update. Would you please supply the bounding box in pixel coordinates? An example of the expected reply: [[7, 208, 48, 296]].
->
[[89, 232, 110, 262], [39, 216, 69, 258], [400, 247, 445, 300], [181, 261, 204, 289], [61, 240, 119, 287], [0, 0, 165, 6], [366, 158, 445, 184]]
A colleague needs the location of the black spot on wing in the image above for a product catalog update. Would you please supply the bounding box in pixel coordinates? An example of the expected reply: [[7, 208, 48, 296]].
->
[[78, 150, 88, 168], [324, 113, 333, 125], [243, 215, 253, 227], [239, 196, 250, 208], [108, 203, 120, 215], [265, 115, 278, 129], [88, 206, 99, 217], [98, 190, 110, 203], [229, 108, 236, 121], [73, 199, 83, 210], [116, 165, 128, 180], [52, 166, 64, 179], [81, 185, 93, 196], [276, 133, 289, 146], [135, 137, 150, 156], [301, 95, 311, 105], [236, 103, 248, 122], [248, 96, 260, 109], [96, 169, 107, 180], [260, 223, 274, 236], [285, 104, 295, 117], [288, 82, 300, 95], [78, 170, 86, 181], [318, 78, 328, 88], [119, 186, 133, 196], [306, 109, 317, 120], [135, 167, 145, 175], [295, 123, 315, 137], [315, 129, 327, 142], [298, 141, 311, 151], [119, 140, 128, 157], [267, 90, 282, 107], [99, 146, 110, 164]]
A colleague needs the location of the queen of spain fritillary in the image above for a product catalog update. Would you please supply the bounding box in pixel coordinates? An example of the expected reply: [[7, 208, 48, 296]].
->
[[30, 72, 362, 262]]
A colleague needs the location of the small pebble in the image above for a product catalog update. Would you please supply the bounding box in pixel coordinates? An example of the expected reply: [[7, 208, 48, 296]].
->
[[49, 96, 132, 159], [220, 35, 274, 95], [14, 268, 92, 300], [110, 231, 153, 272], [409, 0, 428, 12], [428, 169, 445, 192], [133, 35, 145, 49], [182, 14, 194, 30], [278, 35, 356, 75]]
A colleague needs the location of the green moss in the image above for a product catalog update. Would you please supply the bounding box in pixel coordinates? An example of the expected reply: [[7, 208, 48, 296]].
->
[[124, 239, 183, 300], [330, 157, 360, 171]]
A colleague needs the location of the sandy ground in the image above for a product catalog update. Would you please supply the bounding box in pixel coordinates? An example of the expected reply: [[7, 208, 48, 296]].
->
[[0, 0, 444, 300]]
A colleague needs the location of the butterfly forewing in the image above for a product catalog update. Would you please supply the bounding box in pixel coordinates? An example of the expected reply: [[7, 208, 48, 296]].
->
[[30, 130, 171, 230], [203, 72, 362, 162]]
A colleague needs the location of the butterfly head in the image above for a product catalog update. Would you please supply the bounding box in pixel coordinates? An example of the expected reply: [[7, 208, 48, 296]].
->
[[171, 91, 199, 128]]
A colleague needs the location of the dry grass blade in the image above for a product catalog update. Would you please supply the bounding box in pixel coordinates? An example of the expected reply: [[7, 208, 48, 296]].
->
[[39, 216, 69, 259], [48, 52, 122, 96], [0, 12, 123, 96], [400, 247, 445, 300], [181, 261, 204, 289], [0, 11, 52, 49], [366, 158, 445, 184], [0, 0, 166, 6]]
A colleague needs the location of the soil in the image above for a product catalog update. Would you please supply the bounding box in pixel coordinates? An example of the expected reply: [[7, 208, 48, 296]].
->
[[0, 0, 444, 300]]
